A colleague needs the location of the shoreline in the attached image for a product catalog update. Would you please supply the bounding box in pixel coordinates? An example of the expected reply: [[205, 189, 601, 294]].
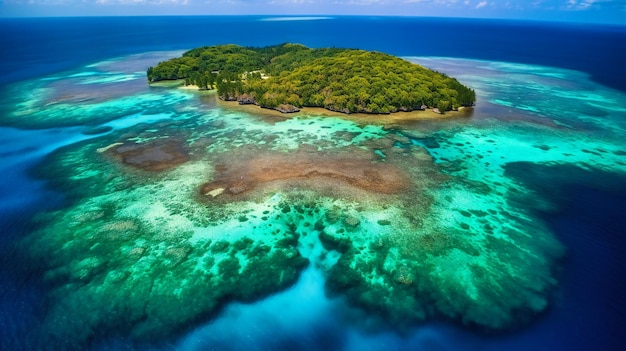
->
[[169, 83, 474, 124], [222, 102, 473, 124]]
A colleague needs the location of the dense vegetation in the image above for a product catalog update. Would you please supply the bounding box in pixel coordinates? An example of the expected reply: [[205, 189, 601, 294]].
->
[[147, 44, 475, 114]]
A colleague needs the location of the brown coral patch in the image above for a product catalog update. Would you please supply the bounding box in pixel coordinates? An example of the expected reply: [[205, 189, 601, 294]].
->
[[201, 147, 411, 197], [106, 139, 189, 171]]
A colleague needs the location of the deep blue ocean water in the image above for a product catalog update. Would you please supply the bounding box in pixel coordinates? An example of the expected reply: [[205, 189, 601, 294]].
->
[[2, 16, 626, 91], [0, 16, 625, 351]]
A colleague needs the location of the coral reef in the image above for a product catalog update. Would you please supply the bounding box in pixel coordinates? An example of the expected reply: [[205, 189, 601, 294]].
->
[[200, 147, 410, 197], [8, 53, 626, 349], [106, 139, 189, 171]]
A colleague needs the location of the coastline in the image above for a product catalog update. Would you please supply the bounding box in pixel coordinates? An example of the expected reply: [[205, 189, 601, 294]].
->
[[220, 101, 473, 124], [171, 84, 474, 124]]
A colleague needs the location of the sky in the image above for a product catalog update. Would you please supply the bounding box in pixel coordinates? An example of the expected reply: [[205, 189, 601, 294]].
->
[[0, 0, 625, 25]]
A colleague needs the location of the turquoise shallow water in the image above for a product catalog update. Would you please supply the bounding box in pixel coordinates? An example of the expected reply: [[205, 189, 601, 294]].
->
[[1, 47, 625, 350]]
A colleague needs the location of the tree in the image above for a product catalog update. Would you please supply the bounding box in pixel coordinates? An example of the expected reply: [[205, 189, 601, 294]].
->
[[147, 44, 476, 113]]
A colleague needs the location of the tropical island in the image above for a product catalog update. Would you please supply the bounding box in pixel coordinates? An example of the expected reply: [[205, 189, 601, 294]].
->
[[147, 44, 475, 114]]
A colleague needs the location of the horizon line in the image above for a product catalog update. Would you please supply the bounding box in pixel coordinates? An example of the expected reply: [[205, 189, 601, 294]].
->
[[1, 14, 624, 27]]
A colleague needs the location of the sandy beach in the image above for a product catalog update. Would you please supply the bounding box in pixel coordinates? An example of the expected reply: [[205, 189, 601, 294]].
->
[[176, 85, 473, 125]]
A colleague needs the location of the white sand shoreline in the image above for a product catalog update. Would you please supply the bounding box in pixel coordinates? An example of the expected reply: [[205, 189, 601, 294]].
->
[[169, 82, 473, 123]]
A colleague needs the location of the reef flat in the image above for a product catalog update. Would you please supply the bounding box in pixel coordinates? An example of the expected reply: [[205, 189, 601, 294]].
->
[[4, 52, 626, 350]]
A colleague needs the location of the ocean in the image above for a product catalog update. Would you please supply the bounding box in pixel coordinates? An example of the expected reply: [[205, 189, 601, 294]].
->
[[0, 16, 625, 351]]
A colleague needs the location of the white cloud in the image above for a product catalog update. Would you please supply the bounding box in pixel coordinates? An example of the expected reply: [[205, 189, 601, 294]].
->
[[404, 0, 459, 4], [348, 0, 386, 5], [565, 0, 626, 10], [95, 0, 188, 4], [72, 0, 192, 4], [475, 0, 487, 8]]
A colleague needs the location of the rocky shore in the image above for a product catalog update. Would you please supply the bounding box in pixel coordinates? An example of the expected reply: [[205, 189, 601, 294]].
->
[[223, 92, 452, 115]]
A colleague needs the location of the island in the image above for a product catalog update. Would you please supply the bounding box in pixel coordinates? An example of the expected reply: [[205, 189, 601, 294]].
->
[[147, 44, 475, 114]]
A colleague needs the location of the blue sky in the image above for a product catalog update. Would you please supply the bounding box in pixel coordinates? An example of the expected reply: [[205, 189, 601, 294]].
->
[[1, 0, 625, 25]]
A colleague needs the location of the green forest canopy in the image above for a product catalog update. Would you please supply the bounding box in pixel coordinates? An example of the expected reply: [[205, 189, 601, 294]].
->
[[147, 44, 475, 114]]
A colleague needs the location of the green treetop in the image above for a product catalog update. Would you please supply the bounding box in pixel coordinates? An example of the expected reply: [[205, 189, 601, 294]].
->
[[147, 44, 475, 114]]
